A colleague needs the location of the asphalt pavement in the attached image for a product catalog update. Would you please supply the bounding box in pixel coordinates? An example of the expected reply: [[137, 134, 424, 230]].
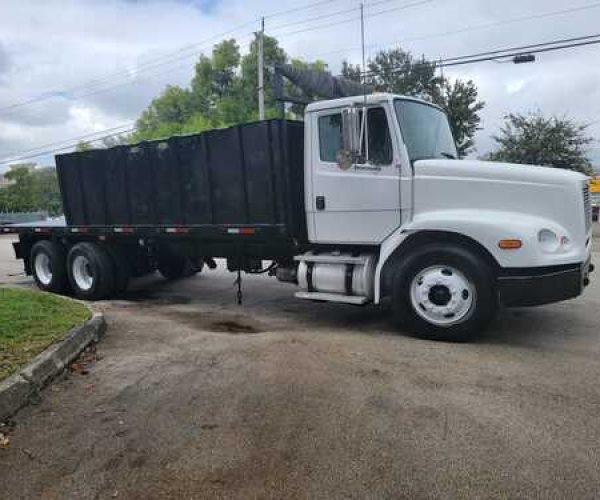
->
[[1, 234, 600, 499]]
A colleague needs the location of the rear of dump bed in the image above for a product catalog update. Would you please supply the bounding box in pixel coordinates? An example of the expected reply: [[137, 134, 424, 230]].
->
[[55, 119, 306, 245]]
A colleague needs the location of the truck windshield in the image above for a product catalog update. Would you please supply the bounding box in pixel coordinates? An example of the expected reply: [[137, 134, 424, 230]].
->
[[394, 99, 457, 162]]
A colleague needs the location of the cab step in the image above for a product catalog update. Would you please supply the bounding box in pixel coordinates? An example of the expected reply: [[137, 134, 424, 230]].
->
[[294, 254, 368, 265], [294, 291, 369, 305]]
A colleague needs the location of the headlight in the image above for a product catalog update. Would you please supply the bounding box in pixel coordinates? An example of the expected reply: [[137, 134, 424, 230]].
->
[[538, 229, 560, 252], [538, 229, 571, 253]]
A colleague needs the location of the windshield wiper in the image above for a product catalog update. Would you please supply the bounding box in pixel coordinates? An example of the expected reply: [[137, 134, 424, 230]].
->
[[440, 152, 456, 159]]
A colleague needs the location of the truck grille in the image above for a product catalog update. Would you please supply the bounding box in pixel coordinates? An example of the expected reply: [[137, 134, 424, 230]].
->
[[583, 184, 592, 232]]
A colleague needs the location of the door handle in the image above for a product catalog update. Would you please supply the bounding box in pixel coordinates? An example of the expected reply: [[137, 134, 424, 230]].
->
[[316, 196, 326, 210]]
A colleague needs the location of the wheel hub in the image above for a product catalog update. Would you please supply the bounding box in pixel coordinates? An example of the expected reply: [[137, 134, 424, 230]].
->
[[34, 253, 53, 286], [428, 285, 452, 306], [410, 265, 475, 326], [72, 255, 94, 291]]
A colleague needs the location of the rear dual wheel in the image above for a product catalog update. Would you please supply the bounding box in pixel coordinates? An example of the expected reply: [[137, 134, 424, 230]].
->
[[66, 242, 116, 300], [30, 240, 128, 300], [30, 241, 68, 293]]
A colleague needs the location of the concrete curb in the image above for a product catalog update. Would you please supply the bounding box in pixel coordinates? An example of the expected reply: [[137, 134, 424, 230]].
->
[[0, 312, 106, 422]]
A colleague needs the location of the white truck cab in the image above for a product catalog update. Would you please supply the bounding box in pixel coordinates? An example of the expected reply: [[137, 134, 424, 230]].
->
[[294, 93, 593, 340]]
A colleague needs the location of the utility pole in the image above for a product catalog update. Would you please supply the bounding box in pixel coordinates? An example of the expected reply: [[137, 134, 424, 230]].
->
[[258, 16, 265, 120]]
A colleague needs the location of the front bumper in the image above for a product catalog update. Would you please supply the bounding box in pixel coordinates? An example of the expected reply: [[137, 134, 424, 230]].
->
[[498, 259, 593, 307]]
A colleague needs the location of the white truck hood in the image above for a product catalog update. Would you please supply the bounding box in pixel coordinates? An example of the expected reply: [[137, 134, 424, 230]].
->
[[409, 158, 590, 267], [413, 158, 588, 186]]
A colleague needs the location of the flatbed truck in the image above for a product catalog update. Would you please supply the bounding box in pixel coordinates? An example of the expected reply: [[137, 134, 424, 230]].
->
[[4, 93, 594, 341]]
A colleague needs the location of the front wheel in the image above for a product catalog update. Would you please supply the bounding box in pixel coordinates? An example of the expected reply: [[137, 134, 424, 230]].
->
[[392, 244, 496, 342]]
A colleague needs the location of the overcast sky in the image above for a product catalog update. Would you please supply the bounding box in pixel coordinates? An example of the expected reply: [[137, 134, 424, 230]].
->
[[0, 0, 599, 172]]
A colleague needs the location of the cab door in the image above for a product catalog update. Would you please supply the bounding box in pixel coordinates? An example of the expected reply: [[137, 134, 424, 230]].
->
[[306, 105, 402, 244]]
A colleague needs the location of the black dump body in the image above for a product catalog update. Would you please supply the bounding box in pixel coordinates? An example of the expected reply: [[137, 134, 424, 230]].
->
[[55, 119, 306, 251]]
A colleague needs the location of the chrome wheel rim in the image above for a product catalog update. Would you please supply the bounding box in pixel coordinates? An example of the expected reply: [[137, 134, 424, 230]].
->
[[410, 265, 475, 326], [34, 253, 52, 286], [72, 255, 94, 291]]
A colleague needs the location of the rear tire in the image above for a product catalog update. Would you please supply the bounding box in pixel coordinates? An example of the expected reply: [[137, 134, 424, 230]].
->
[[67, 242, 115, 300], [392, 244, 496, 342], [30, 240, 68, 294]]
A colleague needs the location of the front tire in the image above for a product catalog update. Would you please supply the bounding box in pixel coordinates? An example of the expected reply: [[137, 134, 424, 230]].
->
[[67, 242, 115, 300], [30, 240, 68, 293], [392, 244, 496, 342]]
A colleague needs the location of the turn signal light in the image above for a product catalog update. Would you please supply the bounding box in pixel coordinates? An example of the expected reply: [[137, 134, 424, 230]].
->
[[498, 239, 522, 249]]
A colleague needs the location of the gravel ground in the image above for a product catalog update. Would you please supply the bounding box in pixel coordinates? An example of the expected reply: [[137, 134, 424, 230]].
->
[[0, 234, 599, 499]]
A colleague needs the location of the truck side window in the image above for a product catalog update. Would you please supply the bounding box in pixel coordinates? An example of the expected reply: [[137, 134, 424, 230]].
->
[[318, 113, 343, 163], [318, 107, 392, 165], [363, 107, 392, 166]]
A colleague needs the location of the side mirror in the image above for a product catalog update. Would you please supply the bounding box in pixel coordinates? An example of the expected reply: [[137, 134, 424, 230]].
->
[[340, 107, 360, 163]]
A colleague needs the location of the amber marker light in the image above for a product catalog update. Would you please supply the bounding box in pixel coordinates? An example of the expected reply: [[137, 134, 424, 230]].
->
[[498, 239, 522, 249]]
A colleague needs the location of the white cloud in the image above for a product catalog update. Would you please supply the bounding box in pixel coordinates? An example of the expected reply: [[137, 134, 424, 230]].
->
[[505, 78, 530, 94], [68, 104, 115, 132]]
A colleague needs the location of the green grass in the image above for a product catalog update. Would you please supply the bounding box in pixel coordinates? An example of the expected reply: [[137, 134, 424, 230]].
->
[[0, 288, 90, 381]]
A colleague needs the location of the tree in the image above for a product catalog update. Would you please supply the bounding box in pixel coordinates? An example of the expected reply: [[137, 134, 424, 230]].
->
[[238, 35, 287, 120], [30, 167, 62, 215], [130, 38, 484, 154], [190, 39, 241, 115], [75, 141, 93, 152], [101, 134, 130, 148], [132, 85, 194, 141], [76, 134, 129, 152], [437, 79, 484, 156], [131, 35, 310, 143], [0, 164, 62, 215], [0, 165, 36, 211], [487, 113, 594, 175], [342, 48, 484, 157]]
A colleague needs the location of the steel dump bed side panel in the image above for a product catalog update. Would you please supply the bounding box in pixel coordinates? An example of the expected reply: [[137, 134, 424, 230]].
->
[[51, 119, 306, 245]]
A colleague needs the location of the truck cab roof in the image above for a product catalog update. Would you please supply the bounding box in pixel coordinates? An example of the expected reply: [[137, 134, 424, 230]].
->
[[304, 93, 443, 113]]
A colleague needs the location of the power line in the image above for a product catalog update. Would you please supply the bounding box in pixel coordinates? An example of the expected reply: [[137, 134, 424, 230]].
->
[[61, 34, 256, 98], [1, 123, 135, 160], [264, 0, 342, 20], [268, 0, 419, 33], [438, 37, 600, 68], [71, 39, 254, 101], [0, 0, 359, 116], [403, 1, 600, 46], [69, 0, 427, 101], [0, 127, 137, 166], [440, 33, 600, 64], [360, 34, 600, 78], [273, 0, 433, 39], [0, 31, 256, 116], [0, 0, 429, 116], [4, 1, 600, 163], [302, 1, 600, 60], [0, 37, 254, 121], [5, 35, 600, 166], [2, 0, 599, 116]]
